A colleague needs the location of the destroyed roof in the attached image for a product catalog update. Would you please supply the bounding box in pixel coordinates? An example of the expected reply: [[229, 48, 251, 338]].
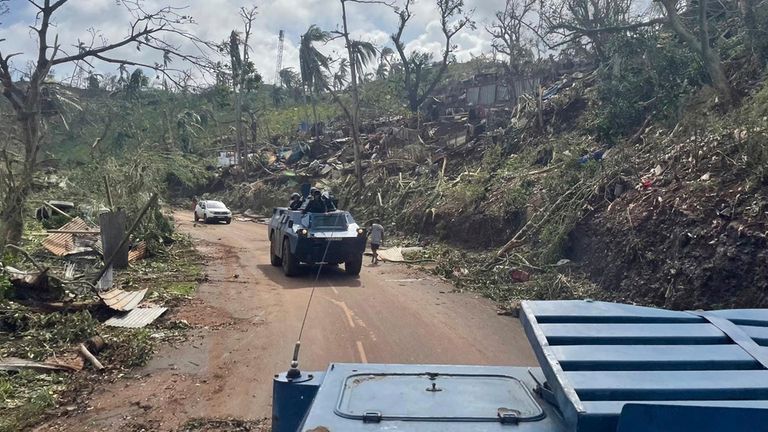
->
[[99, 288, 148, 311], [42, 217, 100, 256], [104, 307, 167, 328]]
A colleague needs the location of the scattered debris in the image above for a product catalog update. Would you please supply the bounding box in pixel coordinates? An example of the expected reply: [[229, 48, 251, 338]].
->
[[78, 343, 104, 370], [509, 269, 531, 283], [104, 307, 168, 328], [42, 217, 100, 256], [0, 356, 82, 373], [98, 288, 148, 311], [128, 241, 148, 263]]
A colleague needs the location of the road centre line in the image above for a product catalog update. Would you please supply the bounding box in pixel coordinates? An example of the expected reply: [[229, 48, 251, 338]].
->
[[356, 341, 368, 363]]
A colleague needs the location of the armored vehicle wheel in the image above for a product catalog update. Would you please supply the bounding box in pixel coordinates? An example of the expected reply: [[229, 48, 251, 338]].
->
[[270, 236, 282, 267], [345, 254, 363, 276], [282, 238, 300, 277]]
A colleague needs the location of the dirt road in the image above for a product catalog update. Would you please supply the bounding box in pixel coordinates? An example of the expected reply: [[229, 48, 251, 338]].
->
[[41, 214, 535, 431]]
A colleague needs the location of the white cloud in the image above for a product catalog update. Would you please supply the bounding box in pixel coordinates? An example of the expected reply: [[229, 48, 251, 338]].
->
[[0, 0, 499, 85]]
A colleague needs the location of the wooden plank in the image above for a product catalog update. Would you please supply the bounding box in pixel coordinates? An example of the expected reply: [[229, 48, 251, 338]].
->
[[551, 345, 762, 371], [541, 323, 729, 345], [570, 370, 768, 401], [524, 300, 702, 324]]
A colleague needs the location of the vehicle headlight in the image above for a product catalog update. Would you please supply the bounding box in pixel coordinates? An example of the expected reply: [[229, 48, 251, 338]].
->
[[298, 228, 308, 236]]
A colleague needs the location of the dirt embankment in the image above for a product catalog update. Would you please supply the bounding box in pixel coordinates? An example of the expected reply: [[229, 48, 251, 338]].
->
[[570, 184, 768, 310]]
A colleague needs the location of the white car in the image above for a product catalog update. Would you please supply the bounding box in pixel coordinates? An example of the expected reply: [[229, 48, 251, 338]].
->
[[194, 200, 232, 224]]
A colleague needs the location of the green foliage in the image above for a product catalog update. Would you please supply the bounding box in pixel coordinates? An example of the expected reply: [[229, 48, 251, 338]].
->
[[0, 370, 64, 432], [262, 101, 339, 135], [0, 310, 99, 361], [0, 276, 10, 300], [101, 328, 154, 368], [588, 31, 704, 143]]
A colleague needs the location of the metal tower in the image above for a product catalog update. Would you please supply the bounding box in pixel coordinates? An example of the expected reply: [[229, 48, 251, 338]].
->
[[274, 30, 284, 86]]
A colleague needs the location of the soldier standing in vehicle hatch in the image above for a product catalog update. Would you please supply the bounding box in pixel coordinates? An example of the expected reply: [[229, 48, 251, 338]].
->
[[303, 188, 328, 213], [368, 220, 384, 264]]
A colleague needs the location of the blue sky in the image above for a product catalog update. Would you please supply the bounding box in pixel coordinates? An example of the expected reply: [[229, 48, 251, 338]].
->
[[0, 0, 502, 85]]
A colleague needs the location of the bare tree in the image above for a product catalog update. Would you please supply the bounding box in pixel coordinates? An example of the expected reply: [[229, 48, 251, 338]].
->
[[0, 0, 205, 250], [228, 6, 261, 168], [539, 0, 661, 60], [739, 0, 763, 61], [656, 0, 734, 105], [486, 0, 537, 75], [391, 0, 475, 112], [536, 0, 735, 104], [330, 0, 396, 188]]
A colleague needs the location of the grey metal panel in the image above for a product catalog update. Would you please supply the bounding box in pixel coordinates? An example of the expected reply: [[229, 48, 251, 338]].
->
[[551, 344, 764, 371], [467, 87, 480, 105], [299, 363, 569, 432], [478, 84, 496, 105], [336, 373, 543, 421], [540, 323, 728, 345], [525, 300, 702, 324], [104, 307, 167, 328], [570, 370, 768, 400], [521, 300, 768, 432]]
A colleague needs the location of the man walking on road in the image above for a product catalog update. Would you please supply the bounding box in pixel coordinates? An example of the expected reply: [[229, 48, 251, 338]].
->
[[369, 220, 384, 264]]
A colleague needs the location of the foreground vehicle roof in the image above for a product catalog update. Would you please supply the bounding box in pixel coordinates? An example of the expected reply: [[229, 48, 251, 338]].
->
[[520, 300, 768, 432]]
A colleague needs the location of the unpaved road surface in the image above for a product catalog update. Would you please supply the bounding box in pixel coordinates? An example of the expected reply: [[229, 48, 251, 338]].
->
[[40, 213, 535, 431]]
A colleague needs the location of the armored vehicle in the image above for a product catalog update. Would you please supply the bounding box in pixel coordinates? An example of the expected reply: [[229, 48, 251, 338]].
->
[[273, 300, 768, 432], [268, 208, 366, 277]]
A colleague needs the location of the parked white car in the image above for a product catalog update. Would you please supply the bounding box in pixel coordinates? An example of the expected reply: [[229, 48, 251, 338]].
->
[[194, 200, 232, 224]]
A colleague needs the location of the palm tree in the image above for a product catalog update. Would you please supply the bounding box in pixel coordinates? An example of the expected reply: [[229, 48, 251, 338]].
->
[[271, 86, 286, 107], [278, 67, 302, 101], [349, 40, 377, 86], [376, 46, 394, 79], [299, 25, 331, 139], [334, 58, 349, 90]]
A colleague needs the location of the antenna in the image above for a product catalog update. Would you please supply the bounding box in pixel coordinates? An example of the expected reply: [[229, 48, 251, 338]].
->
[[274, 30, 285, 86]]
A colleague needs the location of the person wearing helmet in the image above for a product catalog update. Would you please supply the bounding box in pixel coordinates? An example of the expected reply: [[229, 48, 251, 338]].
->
[[321, 189, 337, 211], [289, 192, 302, 210], [303, 188, 328, 213]]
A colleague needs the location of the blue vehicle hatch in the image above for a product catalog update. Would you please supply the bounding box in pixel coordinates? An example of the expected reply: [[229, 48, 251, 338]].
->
[[520, 300, 768, 432], [336, 372, 545, 422]]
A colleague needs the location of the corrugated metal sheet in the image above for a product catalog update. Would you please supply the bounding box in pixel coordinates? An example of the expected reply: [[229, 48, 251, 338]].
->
[[521, 300, 768, 432], [128, 241, 147, 263], [104, 307, 167, 328], [98, 288, 147, 311], [42, 217, 100, 256]]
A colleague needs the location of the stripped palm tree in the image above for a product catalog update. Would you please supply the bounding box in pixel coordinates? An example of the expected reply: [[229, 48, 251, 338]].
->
[[376, 46, 394, 79], [299, 25, 331, 139], [334, 58, 349, 90], [278, 67, 302, 102], [349, 40, 378, 86]]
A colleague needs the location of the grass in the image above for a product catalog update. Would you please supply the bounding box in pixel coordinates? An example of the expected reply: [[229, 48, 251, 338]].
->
[[0, 370, 66, 432], [166, 282, 197, 296]]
